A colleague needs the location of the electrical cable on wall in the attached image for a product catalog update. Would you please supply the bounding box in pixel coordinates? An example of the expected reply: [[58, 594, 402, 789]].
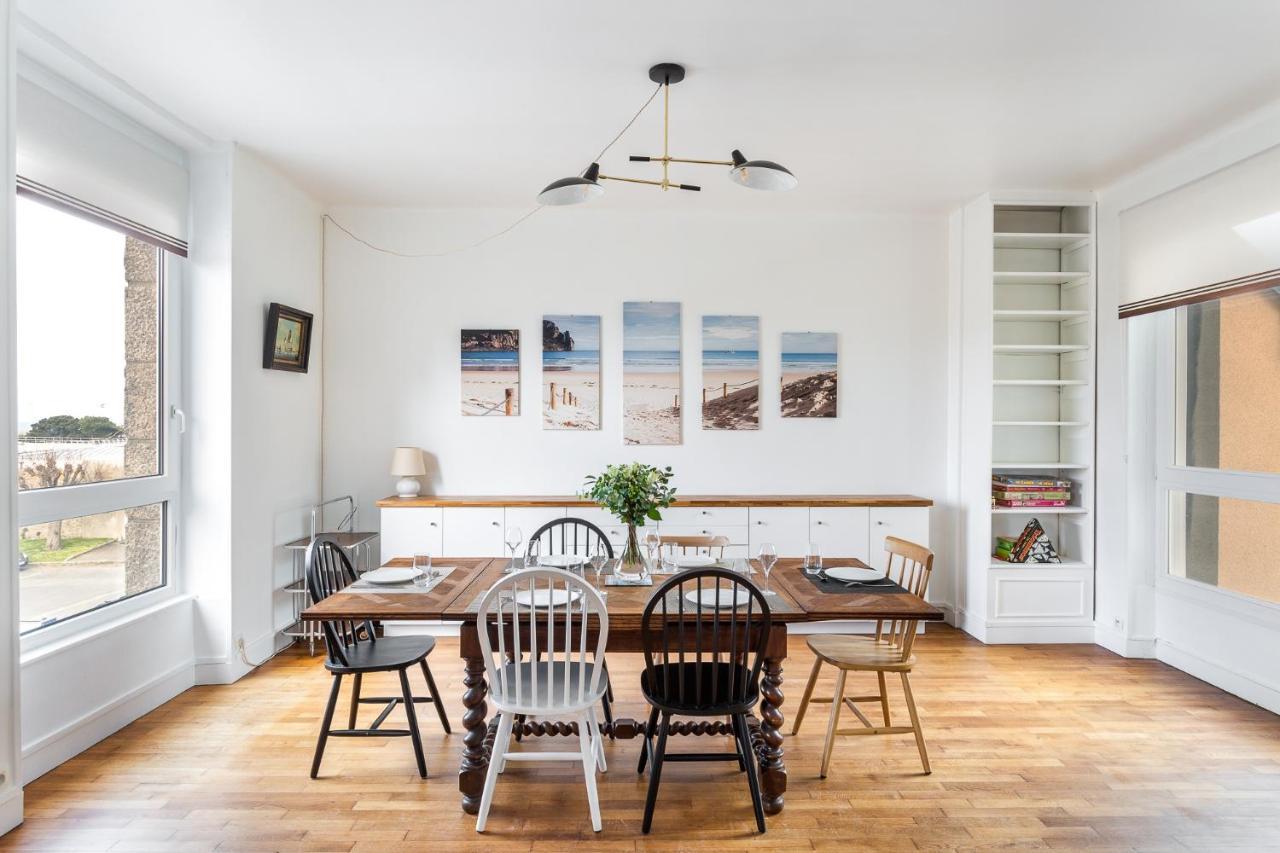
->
[[323, 81, 663, 258]]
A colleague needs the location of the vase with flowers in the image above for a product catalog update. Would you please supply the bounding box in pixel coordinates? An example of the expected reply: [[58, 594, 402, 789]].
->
[[581, 462, 676, 584]]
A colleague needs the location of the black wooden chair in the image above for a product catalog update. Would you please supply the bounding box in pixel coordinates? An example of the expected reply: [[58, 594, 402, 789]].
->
[[637, 568, 771, 834], [520, 517, 618, 738], [305, 535, 451, 779]]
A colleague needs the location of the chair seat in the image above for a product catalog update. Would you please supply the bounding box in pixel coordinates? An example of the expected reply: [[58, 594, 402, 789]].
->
[[491, 660, 607, 712], [806, 635, 914, 672], [324, 635, 436, 674], [640, 662, 759, 714]]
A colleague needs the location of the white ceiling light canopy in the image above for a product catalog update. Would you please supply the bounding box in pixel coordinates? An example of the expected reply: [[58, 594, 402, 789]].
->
[[537, 62, 797, 206]]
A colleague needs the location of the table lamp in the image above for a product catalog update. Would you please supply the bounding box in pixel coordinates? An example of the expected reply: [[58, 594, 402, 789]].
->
[[390, 446, 426, 498]]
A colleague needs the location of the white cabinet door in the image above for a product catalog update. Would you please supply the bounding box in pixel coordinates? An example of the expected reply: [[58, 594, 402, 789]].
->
[[867, 507, 930, 559], [503, 507, 567, 552], [560, 508, 633, 555], [808, 507, 870, 562], [748, 508, 810, 556], [443, 507, 505, 557], [380, 508, 443, 562]]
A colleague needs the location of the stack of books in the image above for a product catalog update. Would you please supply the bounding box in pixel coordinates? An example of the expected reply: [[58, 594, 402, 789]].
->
[[993, 536, 1017, 561], [992, 473, 1072, 508]]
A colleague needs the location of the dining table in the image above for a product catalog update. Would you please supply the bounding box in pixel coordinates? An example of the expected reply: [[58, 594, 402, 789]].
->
[[300, 556, 944, 816]]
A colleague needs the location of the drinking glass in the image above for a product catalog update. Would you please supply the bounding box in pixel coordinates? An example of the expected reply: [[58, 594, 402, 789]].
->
[[757, 542, 778, 596], [804, 543, 823, 576], [528, 537, 541, 568], [590, 541, 609, 598], [413, 553, 434, 588], [504, 526, 523, 573], [644, 530, 660, 570]]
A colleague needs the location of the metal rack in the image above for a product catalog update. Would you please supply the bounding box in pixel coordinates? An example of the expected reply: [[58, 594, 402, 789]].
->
[[278, 496, 379, 654]]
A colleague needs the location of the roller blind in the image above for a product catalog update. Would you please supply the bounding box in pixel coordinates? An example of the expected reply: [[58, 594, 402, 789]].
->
[[1118, 143, 1280, 318], [16, 72, 188, 255]]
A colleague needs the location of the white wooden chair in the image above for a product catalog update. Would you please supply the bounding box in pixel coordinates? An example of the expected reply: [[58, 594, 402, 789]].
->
[[474, 568, 610, 833], [658, 534, 731, 561]]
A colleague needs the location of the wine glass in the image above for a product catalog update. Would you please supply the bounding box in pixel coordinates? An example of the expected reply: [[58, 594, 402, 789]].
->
[[804, 542, 823, 576], [590, 541, 609, 598], [644, 530, 660, 570], [504, 526, 523, 573], [527, 537, 541, 568], [413, 553, 434, 588], [757, 542, 778, 596]]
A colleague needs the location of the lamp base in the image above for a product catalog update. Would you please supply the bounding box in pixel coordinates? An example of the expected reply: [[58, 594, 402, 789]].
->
[[395, 476, 421, 498]]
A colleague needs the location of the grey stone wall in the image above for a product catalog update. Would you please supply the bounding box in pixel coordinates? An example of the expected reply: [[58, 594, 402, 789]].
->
[[123, 237, 163, 595]]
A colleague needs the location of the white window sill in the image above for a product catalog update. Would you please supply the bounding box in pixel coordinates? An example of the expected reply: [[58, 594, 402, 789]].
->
[[20, 591, 191, 666]]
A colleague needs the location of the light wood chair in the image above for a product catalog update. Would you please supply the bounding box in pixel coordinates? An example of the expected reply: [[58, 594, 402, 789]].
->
[[473, 568, 609, 833], [658, 534, 731, 561], [790, 536, 934, 778]]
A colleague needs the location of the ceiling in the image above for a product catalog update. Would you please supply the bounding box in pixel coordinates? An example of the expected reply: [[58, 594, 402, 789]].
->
[[19, 0, 1280, 213]]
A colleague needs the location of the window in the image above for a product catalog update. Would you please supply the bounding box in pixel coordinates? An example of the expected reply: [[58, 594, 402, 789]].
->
[[16, 192, 179, 636], [1160, 286, 1280, 606]]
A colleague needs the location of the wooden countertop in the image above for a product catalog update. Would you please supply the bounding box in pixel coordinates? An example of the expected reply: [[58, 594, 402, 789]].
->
[[377, 494, 932, 508]]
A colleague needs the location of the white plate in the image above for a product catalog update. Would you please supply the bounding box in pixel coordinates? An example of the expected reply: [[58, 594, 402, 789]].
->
[[362, 566, 422, 584], [672, 555, 717, 568], [822, 566, 885, 583], [684, 588, 752, 609], [513, 588, 583, 608], [538, 554, 586, 568]]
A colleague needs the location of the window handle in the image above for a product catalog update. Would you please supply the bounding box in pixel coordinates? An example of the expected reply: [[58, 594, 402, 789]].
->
[[171, 405, 186, 434]]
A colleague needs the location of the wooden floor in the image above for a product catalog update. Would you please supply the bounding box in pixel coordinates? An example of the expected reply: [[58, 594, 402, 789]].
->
[[4, 626, 1280, 851]]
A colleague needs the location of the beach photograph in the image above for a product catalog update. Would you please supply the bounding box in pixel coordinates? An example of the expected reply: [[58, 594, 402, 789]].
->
[[542, 315, 600, 430], [702, 315, 760, 430], [781, 331, 837, 418], [460, 329, 520, 416], [623, 301, 681, 445]]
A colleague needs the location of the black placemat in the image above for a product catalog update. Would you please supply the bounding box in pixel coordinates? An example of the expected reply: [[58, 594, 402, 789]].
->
[[803, 569, 907, 596]]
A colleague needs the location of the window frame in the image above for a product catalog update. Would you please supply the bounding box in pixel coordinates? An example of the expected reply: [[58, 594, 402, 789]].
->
[[1154, 308, 1280, 619], [16, 197, 183, 651]]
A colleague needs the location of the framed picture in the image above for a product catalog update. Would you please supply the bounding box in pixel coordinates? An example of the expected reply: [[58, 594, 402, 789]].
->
[[543, 315, 601, 430], [623, 301, 681, 445], [702, 315, 760, 430], [781, 332, 837, 417], [263, 303, 313, 373], [461, 329, 520, 416]]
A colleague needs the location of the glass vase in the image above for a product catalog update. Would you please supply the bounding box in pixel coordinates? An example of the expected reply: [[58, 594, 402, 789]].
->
[[615, 522, 650, 584]]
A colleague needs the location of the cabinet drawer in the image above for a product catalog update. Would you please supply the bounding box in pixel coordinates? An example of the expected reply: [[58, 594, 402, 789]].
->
[[748, 507, 810, 556], [442, 507, 505, 557], [659, 506, 748, 527], [809, 507, 870, 562], [380, 508, 443, 560]]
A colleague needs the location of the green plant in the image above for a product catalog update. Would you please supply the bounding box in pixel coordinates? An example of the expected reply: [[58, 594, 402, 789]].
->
[[581, 463, 676, 526]]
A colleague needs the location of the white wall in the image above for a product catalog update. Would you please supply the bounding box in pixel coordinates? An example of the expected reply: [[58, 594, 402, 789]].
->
[[321, 207, 954, 607]]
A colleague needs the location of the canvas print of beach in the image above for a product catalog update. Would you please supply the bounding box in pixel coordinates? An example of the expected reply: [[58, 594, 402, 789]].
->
[[781, 332, 837, 418], [702, 315, 760, 430], [623, 302, 681, 445], [542, 315, 600, 430], [460, 329, 520, 416]]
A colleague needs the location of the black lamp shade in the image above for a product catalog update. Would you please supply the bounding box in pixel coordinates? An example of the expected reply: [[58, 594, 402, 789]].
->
[[537, 163, 604, 206], [728, 149, 797, 192]]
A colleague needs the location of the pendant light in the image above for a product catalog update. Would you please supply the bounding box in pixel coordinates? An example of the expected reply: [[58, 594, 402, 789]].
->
[[537, 63, 796, 205]]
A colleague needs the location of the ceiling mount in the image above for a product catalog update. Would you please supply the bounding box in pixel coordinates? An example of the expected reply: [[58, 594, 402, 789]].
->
[[648, 62, 685, 85]]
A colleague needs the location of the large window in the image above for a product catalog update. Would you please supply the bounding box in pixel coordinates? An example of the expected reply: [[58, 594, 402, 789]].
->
[[16, 192, 179, 635], [1162, 287, 1280, 606]]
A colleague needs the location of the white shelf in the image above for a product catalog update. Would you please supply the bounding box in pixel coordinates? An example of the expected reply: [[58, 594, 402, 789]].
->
[[992, 462, 1090, 469], [992, 506, 1088, 515], [993, 421, 1089, 427], [993, 232, 1092, 250], [993, 271, 1091, 286], [993, 379, 1088, 386], [994, 309, 1089, 322], [993, 344, 1088, 354], [989, 558, 1091, 570]]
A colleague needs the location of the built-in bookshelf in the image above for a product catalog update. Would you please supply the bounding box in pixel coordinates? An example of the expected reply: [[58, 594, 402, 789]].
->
[[956, 193, 1097, 643]]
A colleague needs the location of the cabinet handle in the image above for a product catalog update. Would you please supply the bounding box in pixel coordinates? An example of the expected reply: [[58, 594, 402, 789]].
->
[[755, 520, 764, 525], [815, 520, 824, 525], [429, 522, 437, 527], [701, 510, 710, 515], [491, 521, 500, 527], [876, 520, 885, 525]]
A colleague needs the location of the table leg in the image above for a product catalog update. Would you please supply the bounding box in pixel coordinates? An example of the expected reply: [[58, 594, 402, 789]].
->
[[459, 630, 491, 815], [758, 654, 787, 814]]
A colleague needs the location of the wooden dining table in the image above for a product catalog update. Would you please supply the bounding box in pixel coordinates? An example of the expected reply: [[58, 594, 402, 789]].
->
[[301, 556, 944, 816]]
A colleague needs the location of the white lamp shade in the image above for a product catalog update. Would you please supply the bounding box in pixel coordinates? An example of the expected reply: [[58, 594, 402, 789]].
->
[[390, 446, 426, 477], [537, 176, 604, 206]]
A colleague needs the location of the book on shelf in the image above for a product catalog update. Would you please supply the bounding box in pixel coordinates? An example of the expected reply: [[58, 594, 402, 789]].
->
[[995, 499, 1068, 508], [993, 489, 1071, 501], [992, 473, 1073, 488]]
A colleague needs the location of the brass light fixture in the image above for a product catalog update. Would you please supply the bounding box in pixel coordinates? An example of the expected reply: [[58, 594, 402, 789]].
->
[[537, 63, 797, 206]]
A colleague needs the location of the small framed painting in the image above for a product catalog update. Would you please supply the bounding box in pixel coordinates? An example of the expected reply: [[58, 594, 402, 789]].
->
[[263, 303, 314, 373], [461, 329, 520, 416], [781, 332, 837, 417]]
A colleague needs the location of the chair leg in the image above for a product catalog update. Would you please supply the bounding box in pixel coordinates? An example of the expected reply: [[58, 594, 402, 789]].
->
[[398, 668, 427, 779], [476, 711, 514, 832], [791, 656, 823, 735], [877, 671, 891, 726], [641, 712, 671, 834], [734, 713, 766, 833], [578, 712, 603, 832], [420, 659, 451, 733], [587, 707, 607, 773], [637, 705, 660, 774], [733, 716, 746, 771], [310, 673, 342, 779], [900, 671, 931, 775], [819, 668, 847, 779], [347, 672, 362, 730]]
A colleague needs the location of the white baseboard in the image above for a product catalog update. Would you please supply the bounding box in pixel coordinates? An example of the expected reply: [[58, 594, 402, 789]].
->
[[0, 786, 22, 836], [195, 628, 290, 685], [22, 660, 194, 785], [979, 623, 1096, 644], [1094, 625, 1157, 658], [1156, 639, 1280, 716], [956, 607, 986, 642]]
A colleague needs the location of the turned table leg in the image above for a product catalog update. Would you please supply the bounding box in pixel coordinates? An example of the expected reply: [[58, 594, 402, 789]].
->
[[459, 630, 492, 815], [758, 652, 787, 814]]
